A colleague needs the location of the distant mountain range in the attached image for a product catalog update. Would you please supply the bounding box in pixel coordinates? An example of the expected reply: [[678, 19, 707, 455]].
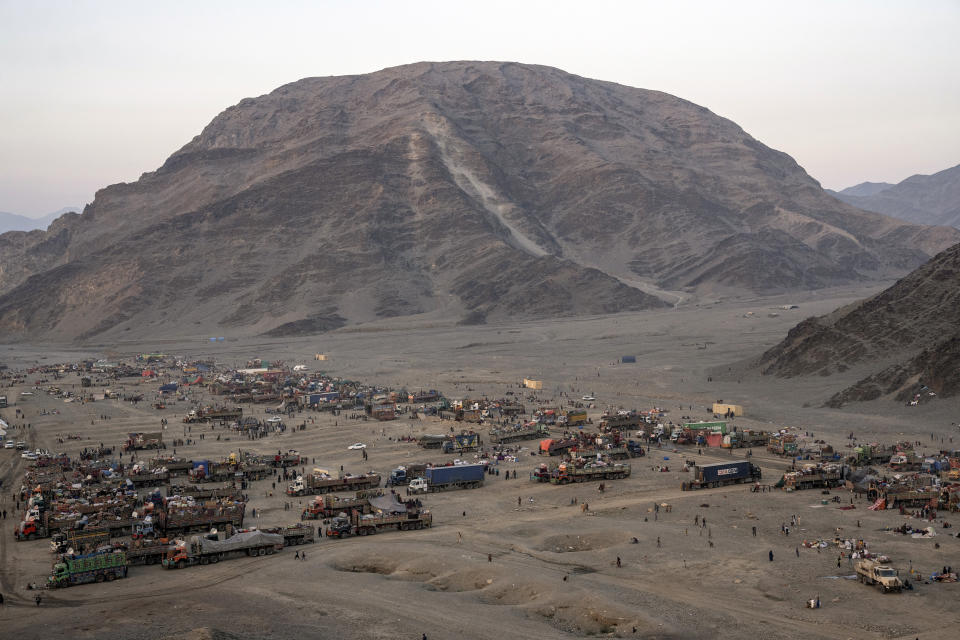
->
[[0, 207, 79, 234], [0, 61, 958, 342], [829, 164, 960, 228], [759, 240, 960, 405]]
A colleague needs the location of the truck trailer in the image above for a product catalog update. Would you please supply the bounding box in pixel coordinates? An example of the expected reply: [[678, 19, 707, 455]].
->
[[301, 490, 383, 519], [683, 461, 762, 490], [162, 530, 284, 568], [550, 461, 631, 484], [407, 464, 485, 494], [287, 472, 381, 496], [328, 508, 433, 537], [489, 424, 547, 444]]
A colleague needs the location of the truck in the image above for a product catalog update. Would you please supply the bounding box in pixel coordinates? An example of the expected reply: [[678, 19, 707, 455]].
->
[[154, 502, 246, 537], [189, 461, 238, 483], [301, 490, 383, 519], [162, 530, 284, 568], [407, 464, 485, 494], [264, 524, 316, 546], [167, 484, 244, 501], [124, 432, 164, 451], [561, 409, 588, 427], [599, 413, 642, 431], [0, 395, 7, 408], [271, 450, 301, 468], [855, 559, 903, 592], [539, 438, 577, 456], [150, 456, 194, 476], [854, 444, 893, 466], [125, 470, 170, 488], [16, 512, 140, 540], [388, 464, 427, 487], [123, 538, 172, 565], [781, 464, 843, 490], [50, 530, 110, 555], [417, 434, 450, 449], [549, 461, 631, 484], [48, 549, 128, 587], [489, 423, 547, 444], [287, 472, 381, 496], [682, 461, 762, 490], [442, 432, 480, 453], [183, 406, 243, 423], [327, 508, 433, 537]]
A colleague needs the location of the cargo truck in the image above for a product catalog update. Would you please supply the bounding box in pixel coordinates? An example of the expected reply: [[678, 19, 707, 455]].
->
[[561, 409, 588, 427], [123, 538, 171, 565], [287, 472, 381, 496], [442, 432, 480, 453], [539, 438, 578, 456], [327, 508, 433, 537], [48, 549, 128, 587], [264, 524, 316, 546], [599, 413, 642, 431], [150, 456, 194, 476], [167, 484, 244, 501], [154, 502, 245, 537], [271, 450, 301, 468], [387, 464, 427, 487], [124, 432, 164, 451], [301, 490, 383, 519], [682, 461, 762, 490], [855, 559, 903, 592], [407, 464, 485, 494], [550, 461, 631, 484], [417, 434, 451, 449], [16, 512, 140, 540], [781, 464, 844, 490], [489, 423, 547, 444], [183, 407, 243, 423], [162, 530, 284, 568]]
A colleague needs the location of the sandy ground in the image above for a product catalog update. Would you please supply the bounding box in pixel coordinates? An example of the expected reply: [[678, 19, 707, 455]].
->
[[1, 285, 958, 639]]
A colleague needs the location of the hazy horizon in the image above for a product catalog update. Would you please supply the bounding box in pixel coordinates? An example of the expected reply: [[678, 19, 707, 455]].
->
[[2, 0, 958, 216]]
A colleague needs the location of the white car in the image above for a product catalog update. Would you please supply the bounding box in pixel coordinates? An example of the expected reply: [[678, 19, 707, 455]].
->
[[3, 441, 14, 449], [582, 395, 596, 401], [21, 451, 38, 460], [347, 442, 367, 450], [266, 416, 284, 424]]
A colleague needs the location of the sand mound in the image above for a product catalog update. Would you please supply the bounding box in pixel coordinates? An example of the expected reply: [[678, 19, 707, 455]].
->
[[538, 531, 629, 553], [478, 580, 544, 606], [329, 551, 444, 582], [427, 566, 501, 593]]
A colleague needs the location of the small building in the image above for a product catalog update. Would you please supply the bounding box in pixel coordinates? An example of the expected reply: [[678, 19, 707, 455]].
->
[[712, 403, 744, 417], [621, 355, 636, 364], [523, 378, 543, 390]]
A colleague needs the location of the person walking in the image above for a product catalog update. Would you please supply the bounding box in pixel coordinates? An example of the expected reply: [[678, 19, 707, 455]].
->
[[769, 550, 774, 562]]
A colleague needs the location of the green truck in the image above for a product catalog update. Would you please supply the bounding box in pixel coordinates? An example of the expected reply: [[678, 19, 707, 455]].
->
[[49, 549, 128, 587]]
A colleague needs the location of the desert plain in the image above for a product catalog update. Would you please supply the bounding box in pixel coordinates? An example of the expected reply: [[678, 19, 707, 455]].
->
[[1, 284, 958, 639]]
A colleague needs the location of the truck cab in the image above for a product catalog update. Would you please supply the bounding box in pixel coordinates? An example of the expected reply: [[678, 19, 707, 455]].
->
[[328, 516, 353, 537], [288, 477, 307, 494], [408, 477, 429, 494]]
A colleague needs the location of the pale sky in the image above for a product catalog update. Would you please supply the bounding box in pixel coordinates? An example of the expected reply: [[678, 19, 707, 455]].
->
[[1, 0, 958, 216]]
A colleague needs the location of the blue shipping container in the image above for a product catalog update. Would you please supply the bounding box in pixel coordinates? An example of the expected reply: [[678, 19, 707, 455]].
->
[[425, 464, 486, 485]]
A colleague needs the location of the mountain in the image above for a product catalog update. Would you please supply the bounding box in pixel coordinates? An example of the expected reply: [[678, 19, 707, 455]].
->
[[834, 182, 895, 198], [758, 241, 960, 405], [1, 61, 959, 342], [0, 207, 78, 234], [831, 164, 960, 228]]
